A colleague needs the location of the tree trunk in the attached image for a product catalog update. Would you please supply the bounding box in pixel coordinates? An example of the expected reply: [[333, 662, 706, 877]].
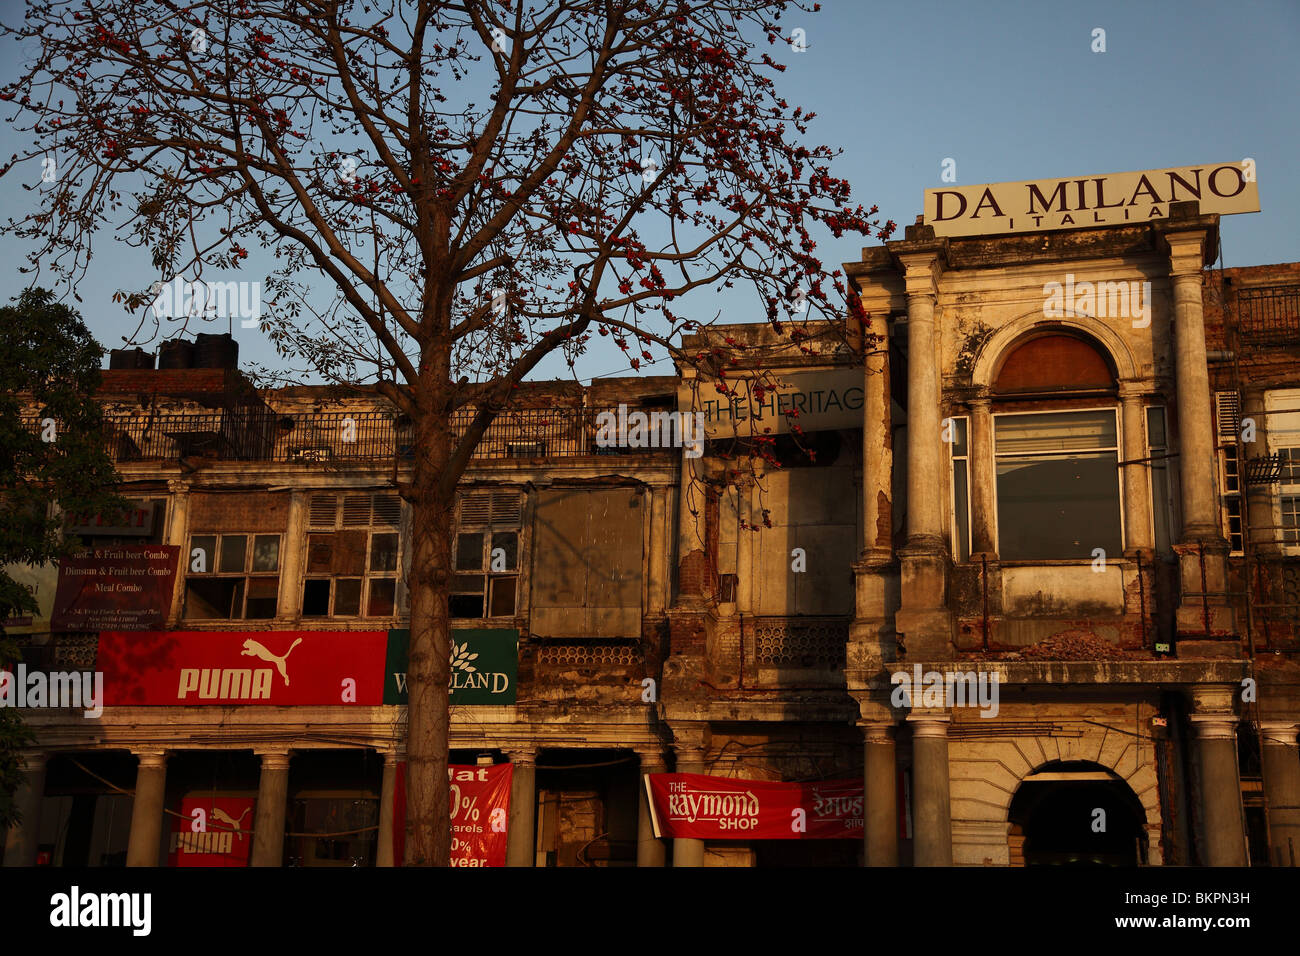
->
[[404, 398, 453, 865]]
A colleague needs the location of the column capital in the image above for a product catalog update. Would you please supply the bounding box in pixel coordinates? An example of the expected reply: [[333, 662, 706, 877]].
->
[[1188, 713, 1239, 739], [167, 479, 191, 495], [859, 721, 897, 745], [17, 750, 48, 773], [504, 748, 537, 766], [636, 751, 669, 773], [1117, 380, 1148, 401], [131, 749, 168, 768], [907, 712, 951, 737], [899, 252, 945, 298], [1259, 721, 1300, 747], [968, 392, 992, 410], [255, 750, 293, 771], [1188, 684, 1239, 716], [382, 750, 405, 767]]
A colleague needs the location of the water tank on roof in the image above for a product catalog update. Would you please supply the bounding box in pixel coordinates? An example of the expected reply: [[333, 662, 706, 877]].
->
[[157, 339, 195, 369], [108, 347, 155, 370], [194, 332, 239, 369]]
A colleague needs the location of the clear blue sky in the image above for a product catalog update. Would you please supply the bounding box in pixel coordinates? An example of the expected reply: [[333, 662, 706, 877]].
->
[[1, 0, 1296, 382]]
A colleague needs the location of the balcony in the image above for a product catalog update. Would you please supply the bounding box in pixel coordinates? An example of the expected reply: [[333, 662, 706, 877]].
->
[[1236, 285, 1300, 347], [24, 406, 674, 465]]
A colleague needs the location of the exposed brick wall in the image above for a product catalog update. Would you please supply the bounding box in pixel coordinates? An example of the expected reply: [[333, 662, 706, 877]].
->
[[189, 491, 290, 532], [99, 368, 240, 395]]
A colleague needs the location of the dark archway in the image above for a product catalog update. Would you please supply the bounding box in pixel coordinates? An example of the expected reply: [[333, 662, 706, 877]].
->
[[1008, 761, 1148, 866]]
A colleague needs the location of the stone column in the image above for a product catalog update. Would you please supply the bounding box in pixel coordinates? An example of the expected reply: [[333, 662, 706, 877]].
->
[[165, 480, 190, 623], [1159, 210, 1235, 641], [1261, 722, 1300, 867], [636, 753, 667, 867], [1120, 382, 1154, 553], [505, 749, 536, 868], [648, 486, 668, 613], [908, 712, 952, 866], [2, 751, 46, 867], [1188, 687, 1248, 866], [125, 750, 168, 867], [376, 751, 400, 867], [277, 490, 307, 620], [251, 751, 292, 867], [894, 246, 953, 659], [863, 311, 893, 561], [862, 723, 898, 866], [672, 748, 707, 867], [968, 393, 996, 555]]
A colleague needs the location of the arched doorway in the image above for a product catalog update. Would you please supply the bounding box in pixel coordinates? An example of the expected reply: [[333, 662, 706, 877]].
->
[[1008, 761, 1148, 866]]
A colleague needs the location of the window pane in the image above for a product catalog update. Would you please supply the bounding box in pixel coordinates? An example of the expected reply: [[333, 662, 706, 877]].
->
[[252, 535, 280, 572], [302, 579, 331, 617], [453, 573, 485, 594], [995, 410, 1117, 455], [1146, 406, 1166, 447], [1152, 461, 1172, 553], [1279, 447, 1300, 485], [335, 578, 362, 616], [450, 593, 484, 618], [950, 418, 968, 457], [455, 533, 484, 570], [367, 578, 396, 617], [369, 533, 399, 572], [185, 578, 237, 619], [1283, 496, 1300, 545], [996, 452, 1122, 559], [245, 577, 279, 619], [953, 460, 970, 562], [191, 535, 217, 574], [489, 576, 517, 616], [219, 534, 248, 573], [491, 532, 518, 571]]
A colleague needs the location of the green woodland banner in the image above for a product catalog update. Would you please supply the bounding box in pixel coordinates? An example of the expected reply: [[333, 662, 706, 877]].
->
[[384, 628, 518, 706]]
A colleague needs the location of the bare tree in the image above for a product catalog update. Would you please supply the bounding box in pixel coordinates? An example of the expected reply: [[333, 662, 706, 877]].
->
[[1, 0, 893, 865]]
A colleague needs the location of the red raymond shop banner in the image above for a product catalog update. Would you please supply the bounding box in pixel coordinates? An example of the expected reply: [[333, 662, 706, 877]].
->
[[167, 796, 256, 867], [97, 630, 388, 705], [50, 545, 180, 631], [392, 762, 512, 866], [645, 773, 863, 840]]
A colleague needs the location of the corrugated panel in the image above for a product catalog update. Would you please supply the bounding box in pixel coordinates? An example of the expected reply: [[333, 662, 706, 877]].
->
[[342, 494, 372, 527], [460, 492, 492, 526], [372, 494, 401, 526], [309, 494, 337, 527]]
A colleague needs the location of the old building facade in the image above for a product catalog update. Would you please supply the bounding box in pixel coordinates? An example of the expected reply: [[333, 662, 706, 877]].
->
[[4, 182, 1300, 867]]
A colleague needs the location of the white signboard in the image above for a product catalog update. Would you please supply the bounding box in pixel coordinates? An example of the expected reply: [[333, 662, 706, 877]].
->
[[924, 162, 1259, 237]]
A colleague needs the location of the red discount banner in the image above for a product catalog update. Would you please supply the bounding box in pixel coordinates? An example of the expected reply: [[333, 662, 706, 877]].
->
[[167, 796, 256, 867], [392, 762, 512, 866], [645, 773, 863, 840]]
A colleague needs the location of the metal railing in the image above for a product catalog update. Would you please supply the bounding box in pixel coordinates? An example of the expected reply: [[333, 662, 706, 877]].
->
[[1236, 285, 1300, 347], [23, 405, 674, 464]]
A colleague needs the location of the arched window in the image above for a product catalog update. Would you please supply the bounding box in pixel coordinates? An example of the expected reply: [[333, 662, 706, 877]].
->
[[991, 333, 1123, 560]]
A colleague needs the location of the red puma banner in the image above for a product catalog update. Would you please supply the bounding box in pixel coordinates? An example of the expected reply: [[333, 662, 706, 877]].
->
[[167, 796, 256, 867], [392, 762, 512, 867], [644, 773, 864, 840], [96, 630, 387, 705]]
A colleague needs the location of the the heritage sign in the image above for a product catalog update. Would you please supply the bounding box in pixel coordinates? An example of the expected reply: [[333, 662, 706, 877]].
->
[[925, 162, 1259, 237]]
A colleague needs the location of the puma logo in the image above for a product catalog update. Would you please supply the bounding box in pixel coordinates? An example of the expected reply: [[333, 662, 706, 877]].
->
[[241, 637, 302, 686], [210, 806, 251, 839]]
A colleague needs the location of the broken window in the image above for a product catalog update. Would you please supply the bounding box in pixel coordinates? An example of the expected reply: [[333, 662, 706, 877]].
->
[[994, 409, 1123, 560], [302, 492, 402, 618], [184, 532, 280, 619], [451, 490, 522, 620]]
